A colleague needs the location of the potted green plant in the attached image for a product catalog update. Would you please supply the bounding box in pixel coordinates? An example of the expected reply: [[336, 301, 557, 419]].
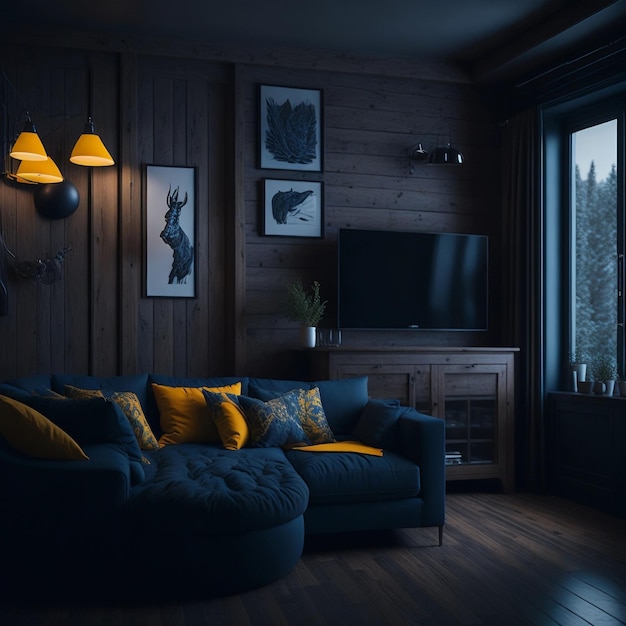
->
[[590, 354, 617, 396], [285, 280, 327, 348]]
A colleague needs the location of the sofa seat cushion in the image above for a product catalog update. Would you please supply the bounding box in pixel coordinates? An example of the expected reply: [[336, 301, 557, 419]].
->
[[127, 444, 309, 534], [285, 448, 420, 506]]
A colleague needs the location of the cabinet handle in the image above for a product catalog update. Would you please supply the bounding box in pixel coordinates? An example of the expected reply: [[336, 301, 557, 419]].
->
[[465, 364, 477, 368], [372, 364, 382, 369]]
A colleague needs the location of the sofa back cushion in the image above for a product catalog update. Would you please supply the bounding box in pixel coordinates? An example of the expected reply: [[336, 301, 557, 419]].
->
[[4, 375, 54, 394], [248, 376, 369, 435], [51, 373, 150, 419], [18, 395, 146, 484]]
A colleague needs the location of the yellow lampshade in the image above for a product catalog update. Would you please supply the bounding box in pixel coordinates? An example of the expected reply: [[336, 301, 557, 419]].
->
[[10, 118, 48, 161], [70, 118, 114, 166], [16, 157, 64, 184]]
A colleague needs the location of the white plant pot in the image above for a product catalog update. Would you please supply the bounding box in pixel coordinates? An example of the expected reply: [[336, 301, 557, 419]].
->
[[569, 363, 587, 392], [301, 326, 316, 348]]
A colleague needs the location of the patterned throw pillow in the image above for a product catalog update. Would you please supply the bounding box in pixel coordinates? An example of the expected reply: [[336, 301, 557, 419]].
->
[[65, 385, 159, 451], [297, 387, 335, 445], [237, 391, 310, 449]]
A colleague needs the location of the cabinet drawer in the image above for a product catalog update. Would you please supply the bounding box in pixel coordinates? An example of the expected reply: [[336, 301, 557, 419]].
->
[[336, 364, 415, 406]]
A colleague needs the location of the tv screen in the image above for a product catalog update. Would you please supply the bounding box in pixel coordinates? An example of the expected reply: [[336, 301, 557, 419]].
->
[[338, 228, 488, 331]]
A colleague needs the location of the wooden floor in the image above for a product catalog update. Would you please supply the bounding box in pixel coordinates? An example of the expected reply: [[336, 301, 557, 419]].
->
[[2, 492, 626, 625]]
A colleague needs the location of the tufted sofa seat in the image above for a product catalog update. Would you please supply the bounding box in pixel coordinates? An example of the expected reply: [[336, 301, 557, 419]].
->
[[125, 445, 309, 594]]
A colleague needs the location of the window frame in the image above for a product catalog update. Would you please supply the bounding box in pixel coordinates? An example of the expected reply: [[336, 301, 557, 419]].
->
[[543, 89, 626, 390]]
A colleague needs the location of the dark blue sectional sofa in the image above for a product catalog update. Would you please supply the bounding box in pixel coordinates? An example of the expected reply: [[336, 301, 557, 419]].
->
[[0, 373, 445, 599]]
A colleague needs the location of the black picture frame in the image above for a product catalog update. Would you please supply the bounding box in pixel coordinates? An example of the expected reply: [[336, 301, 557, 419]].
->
[[144, 164, 197, 298], [259, 84, 323, 172], [263, 178, 324, 238]]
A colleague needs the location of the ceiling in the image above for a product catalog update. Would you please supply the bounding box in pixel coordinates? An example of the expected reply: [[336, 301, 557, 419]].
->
[[3, 0, 626, 83]]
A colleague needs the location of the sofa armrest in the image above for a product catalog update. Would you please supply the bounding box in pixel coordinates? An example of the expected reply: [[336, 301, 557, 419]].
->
[[396, 408, 445, 528], [0, 440, 131, 540]]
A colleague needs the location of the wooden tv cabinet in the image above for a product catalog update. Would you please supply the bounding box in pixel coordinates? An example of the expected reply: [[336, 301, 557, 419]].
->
[[303, 347, 518, 492]]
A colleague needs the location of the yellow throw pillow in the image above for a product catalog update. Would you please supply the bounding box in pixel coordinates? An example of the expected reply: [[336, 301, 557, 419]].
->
[[64, 386, 159, 451], [0, 394, 88, 461], [152, 382, 242, 446], [203, 390, 250, 450]]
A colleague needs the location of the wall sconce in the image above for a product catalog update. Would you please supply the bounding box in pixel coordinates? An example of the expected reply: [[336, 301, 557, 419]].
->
[[2, 70, 115, 187], [407, 118, 464, 174], [9, 113, 47, 161], [16, 157, 64, 184], [70, 116, 115, 166]]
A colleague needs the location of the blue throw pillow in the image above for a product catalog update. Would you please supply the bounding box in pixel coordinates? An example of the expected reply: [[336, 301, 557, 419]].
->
[[0, 383, 31, 400], [237, 392, 310, 449], [18, 395, 145, 484], [314, 377, 369, 435], [352, 398, 402, 449]]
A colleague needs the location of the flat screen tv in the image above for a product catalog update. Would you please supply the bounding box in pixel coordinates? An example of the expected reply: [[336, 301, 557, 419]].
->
[[338, 228, 488, 331]]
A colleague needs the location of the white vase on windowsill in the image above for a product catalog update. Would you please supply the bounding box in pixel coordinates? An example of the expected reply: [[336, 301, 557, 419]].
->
[[569, 362, 587, 392]]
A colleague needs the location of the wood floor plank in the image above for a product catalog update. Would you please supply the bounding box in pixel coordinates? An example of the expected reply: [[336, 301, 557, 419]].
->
[[3, 493, 626, 625]]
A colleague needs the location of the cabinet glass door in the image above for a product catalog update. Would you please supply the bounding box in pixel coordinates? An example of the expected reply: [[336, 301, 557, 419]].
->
[[438, 366, 505, 467]]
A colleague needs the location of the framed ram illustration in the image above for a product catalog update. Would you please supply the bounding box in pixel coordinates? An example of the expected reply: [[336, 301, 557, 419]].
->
[[259, 85, 323, 171], [144, 164, 197, 298], [263, 178, 323, 238]]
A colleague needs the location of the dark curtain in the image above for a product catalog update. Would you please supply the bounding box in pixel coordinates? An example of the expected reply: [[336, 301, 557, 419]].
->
[[501, 107, 545, 492]]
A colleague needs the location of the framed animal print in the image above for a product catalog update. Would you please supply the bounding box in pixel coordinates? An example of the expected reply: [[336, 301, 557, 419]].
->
[[259, 85, 322, 172], [144, 164, 197, 298], [263, 179, 323, 238]]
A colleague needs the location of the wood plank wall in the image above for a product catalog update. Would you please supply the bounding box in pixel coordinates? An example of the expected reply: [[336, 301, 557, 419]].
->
[[0, 36, 503, 381], [241, 66, 502, 377]]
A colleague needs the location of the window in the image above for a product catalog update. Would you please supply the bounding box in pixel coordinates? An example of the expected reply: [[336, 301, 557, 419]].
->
[[570, 119, 619, 373]]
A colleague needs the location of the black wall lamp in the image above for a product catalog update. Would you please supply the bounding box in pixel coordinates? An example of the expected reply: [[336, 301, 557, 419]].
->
[[407, 118, 464, 173]]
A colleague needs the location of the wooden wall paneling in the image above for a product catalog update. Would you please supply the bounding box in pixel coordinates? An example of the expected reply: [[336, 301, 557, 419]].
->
[[150, 74, 175, 375], [136, 69, 156, 374], [205, 81, 228, 375], [171, 76, 188, 376], [12, 59, 40, 376], [241, 62, 502, 377], [62, 63, 90, 374], [0, 39, 503, 382], [47, 63, 70, 375], [34, 62, 54, 374], [0, 192, 18, 380], [232, 65, 248, 375], [88, 53, 120, 375], [119, 53, 140, 375], [134, 59, 234, 377], [184, 78, 210, 376]]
